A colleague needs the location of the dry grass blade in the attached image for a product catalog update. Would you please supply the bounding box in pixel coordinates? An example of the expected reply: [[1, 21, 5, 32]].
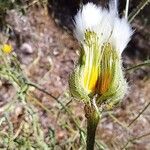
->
[[128, 0, 150, 22], [121, 132, 150, 149], [128, 102, 150, 127]]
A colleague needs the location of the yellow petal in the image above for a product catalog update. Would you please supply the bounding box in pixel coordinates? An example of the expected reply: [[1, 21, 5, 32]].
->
[[84, 66, 98, 93], [2, 44, 13, 54]]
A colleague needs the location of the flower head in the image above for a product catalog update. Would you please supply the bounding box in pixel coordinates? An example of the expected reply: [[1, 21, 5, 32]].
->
[[2, 44, 13, 54], [69, 1, 132, 108]]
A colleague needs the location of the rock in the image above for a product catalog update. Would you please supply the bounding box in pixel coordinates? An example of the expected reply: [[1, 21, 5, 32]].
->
[[20, 43, 33, 54]]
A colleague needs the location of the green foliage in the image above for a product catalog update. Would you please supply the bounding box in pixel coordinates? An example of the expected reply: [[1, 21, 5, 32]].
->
[[0, 0, 23, 29]]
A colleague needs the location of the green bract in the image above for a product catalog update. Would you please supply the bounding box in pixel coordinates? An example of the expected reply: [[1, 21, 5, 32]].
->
[[69, 31, 127, 108]]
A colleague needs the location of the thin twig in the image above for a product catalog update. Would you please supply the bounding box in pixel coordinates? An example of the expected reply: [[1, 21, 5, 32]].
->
[[132, 132, 150, 141], [27, 81, 106, 149], [125, 60, 150, 72], [27, 81, 59, 101], [128, 102, 150, 127], [108, 112, 129, 131], [27, 82, 84, 131], [128, 0, 150, 23], [121, 132, 150, 149], [27, 93, 53, 114]]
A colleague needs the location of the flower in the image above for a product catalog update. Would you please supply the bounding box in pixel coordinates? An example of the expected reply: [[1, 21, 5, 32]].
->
[[69, 1, 132, 107], [2, 44, 13, 54]]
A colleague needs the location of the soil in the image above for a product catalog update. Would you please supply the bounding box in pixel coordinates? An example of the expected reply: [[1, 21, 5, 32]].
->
[[0, 1, 150, 149]]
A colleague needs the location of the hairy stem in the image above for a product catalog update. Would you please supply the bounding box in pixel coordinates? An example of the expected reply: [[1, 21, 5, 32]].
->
[[85, 105, 100, 150]]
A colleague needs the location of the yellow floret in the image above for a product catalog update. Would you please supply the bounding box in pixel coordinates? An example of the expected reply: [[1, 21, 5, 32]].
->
[[83, 66, 98, 93], [2, 44, 13, 54]]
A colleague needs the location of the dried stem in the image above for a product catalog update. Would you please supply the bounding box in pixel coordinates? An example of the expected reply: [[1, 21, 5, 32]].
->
[[121, 132, 150, 149], [128, 0, 150, 23], [108, 112, 129, 131], [125, 60, 150, 72], [128, 102, 150, 127], [26, 81, 106, 149]]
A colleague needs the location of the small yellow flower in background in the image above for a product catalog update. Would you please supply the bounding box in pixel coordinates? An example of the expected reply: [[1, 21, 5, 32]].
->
[[2, 44, 13, 54]]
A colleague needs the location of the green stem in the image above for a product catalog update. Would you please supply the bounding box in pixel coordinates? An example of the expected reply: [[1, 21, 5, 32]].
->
[[125, 60, 150, 72], [85, 105, 100, 150]]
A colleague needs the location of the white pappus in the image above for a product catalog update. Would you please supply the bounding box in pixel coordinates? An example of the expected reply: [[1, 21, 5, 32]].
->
[[74, 0, 133, 54]]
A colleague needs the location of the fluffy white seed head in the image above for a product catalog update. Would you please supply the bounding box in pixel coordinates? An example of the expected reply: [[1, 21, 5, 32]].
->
[[110, 18, 132, 53], [74, 2, 132, 53]]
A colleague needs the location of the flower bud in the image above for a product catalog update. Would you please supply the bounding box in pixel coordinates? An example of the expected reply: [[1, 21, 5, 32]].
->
[[69, 2, 132, 108]]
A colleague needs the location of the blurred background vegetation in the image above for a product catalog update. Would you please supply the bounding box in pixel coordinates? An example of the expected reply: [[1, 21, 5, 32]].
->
[[0, 0, 150, 149]]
